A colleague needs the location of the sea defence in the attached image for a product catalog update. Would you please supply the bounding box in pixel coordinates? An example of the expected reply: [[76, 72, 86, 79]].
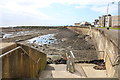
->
[[0, 26, 120, 79], [67, 27, 120, 78]]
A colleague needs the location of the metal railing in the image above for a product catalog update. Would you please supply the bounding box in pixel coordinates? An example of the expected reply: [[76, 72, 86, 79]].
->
[[0, 44, 47, 79], [0, 46, 21, 58], [71, 50, 104, 62], [65, 50, 104, 73], [113, 55, 120, 66], [66, 51, 75, 73], [0, 46, 41, 63], [105, 53, 120, 67]]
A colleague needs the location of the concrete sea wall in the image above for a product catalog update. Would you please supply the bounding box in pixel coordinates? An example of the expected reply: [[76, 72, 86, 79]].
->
[[68, 27, 120, 78], [89, 28, 119, 78]]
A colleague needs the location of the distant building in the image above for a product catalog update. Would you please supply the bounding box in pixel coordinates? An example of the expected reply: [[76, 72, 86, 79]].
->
[[99, 15, 106, 27], [98, 14, 112, 27], [111, 15, 120, 28], [97, 15, 120, 28], [80, 21, 91, 26], [74, 22, 91, 27], [74, 23, 81, 26], [105, 14, 112, 27]]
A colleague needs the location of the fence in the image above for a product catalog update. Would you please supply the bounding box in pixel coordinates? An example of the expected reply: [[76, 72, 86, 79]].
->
[[66, 51, 75, 73], [65, 50, 104, 73]]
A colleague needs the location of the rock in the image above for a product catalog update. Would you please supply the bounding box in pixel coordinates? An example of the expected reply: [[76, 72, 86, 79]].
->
[[93, 65, 106, 70], [47, 58, 54, 64]]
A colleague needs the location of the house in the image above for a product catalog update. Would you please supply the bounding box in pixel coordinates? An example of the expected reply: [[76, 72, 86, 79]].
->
[[80, 21, 91, 26], [74, 23, 81, 26]]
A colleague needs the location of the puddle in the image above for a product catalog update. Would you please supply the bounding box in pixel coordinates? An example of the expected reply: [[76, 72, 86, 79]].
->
[[28, 34, 58, 46]]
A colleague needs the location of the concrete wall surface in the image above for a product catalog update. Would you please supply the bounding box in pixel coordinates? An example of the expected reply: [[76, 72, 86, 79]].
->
[[68, 27, 120, 79], [90, 29, 119, 78], [1, 43, 47, 79], [0, 58, 2, 80]]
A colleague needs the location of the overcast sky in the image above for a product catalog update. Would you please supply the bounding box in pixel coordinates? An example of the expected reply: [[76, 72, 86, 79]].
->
[[0, 0, 119, 27]]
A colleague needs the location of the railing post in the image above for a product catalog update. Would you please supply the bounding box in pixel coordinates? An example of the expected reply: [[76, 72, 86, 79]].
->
[[70, 51, 75, 73], [66, 51, 75, 73]]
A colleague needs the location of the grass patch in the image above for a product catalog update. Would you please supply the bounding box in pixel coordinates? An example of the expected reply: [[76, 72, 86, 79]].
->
[[109, 27, 120, 30]]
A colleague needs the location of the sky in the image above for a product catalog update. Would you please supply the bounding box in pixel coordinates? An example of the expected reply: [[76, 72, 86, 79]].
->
[[0, 0, 119, 27]]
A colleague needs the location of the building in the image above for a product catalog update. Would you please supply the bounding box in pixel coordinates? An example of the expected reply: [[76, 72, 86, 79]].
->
[[105, 14, 112, 27], [97, 15, 120, 28], [74, 23, 81, 26], [111, 15, 120, 28], [99, 16, 105, 27], [80, 21, 91, 26], [98, 15, 112, 27]]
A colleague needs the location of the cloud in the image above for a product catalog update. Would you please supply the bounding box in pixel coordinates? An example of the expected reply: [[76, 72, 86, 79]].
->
[[75, 5, 87, 9], [0, 0, 54, 21], [0, 0, 119, 15], [0, 0, 119, 26], [91, 3, 118, 15], [72, 0, 118, 15]]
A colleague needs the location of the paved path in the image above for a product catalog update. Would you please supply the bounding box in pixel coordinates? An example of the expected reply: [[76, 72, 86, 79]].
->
[[39, 63, 107, 78], [75, 63, 107, 78], [39, 64, 83, 78]]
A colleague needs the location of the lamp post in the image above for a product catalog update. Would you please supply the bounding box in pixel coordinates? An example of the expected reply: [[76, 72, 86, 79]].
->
[[106, 2, 114, 28]]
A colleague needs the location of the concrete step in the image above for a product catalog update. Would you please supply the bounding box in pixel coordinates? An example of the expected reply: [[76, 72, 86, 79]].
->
[[45, 64, 66, 71], [40, 64, 107, 78], [39, 70, 53, 78], [39, 64, 83, 78], [82, 66, 107, 78], [75, 63, 107, 78], [39, 70, 83, 78], [75, 64, 87, 77], [51, 71, 83, 78]]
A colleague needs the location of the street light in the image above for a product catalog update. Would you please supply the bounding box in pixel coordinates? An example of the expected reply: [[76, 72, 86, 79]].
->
[[106, 2, 114, 28], [107, 2, 114, 15]]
